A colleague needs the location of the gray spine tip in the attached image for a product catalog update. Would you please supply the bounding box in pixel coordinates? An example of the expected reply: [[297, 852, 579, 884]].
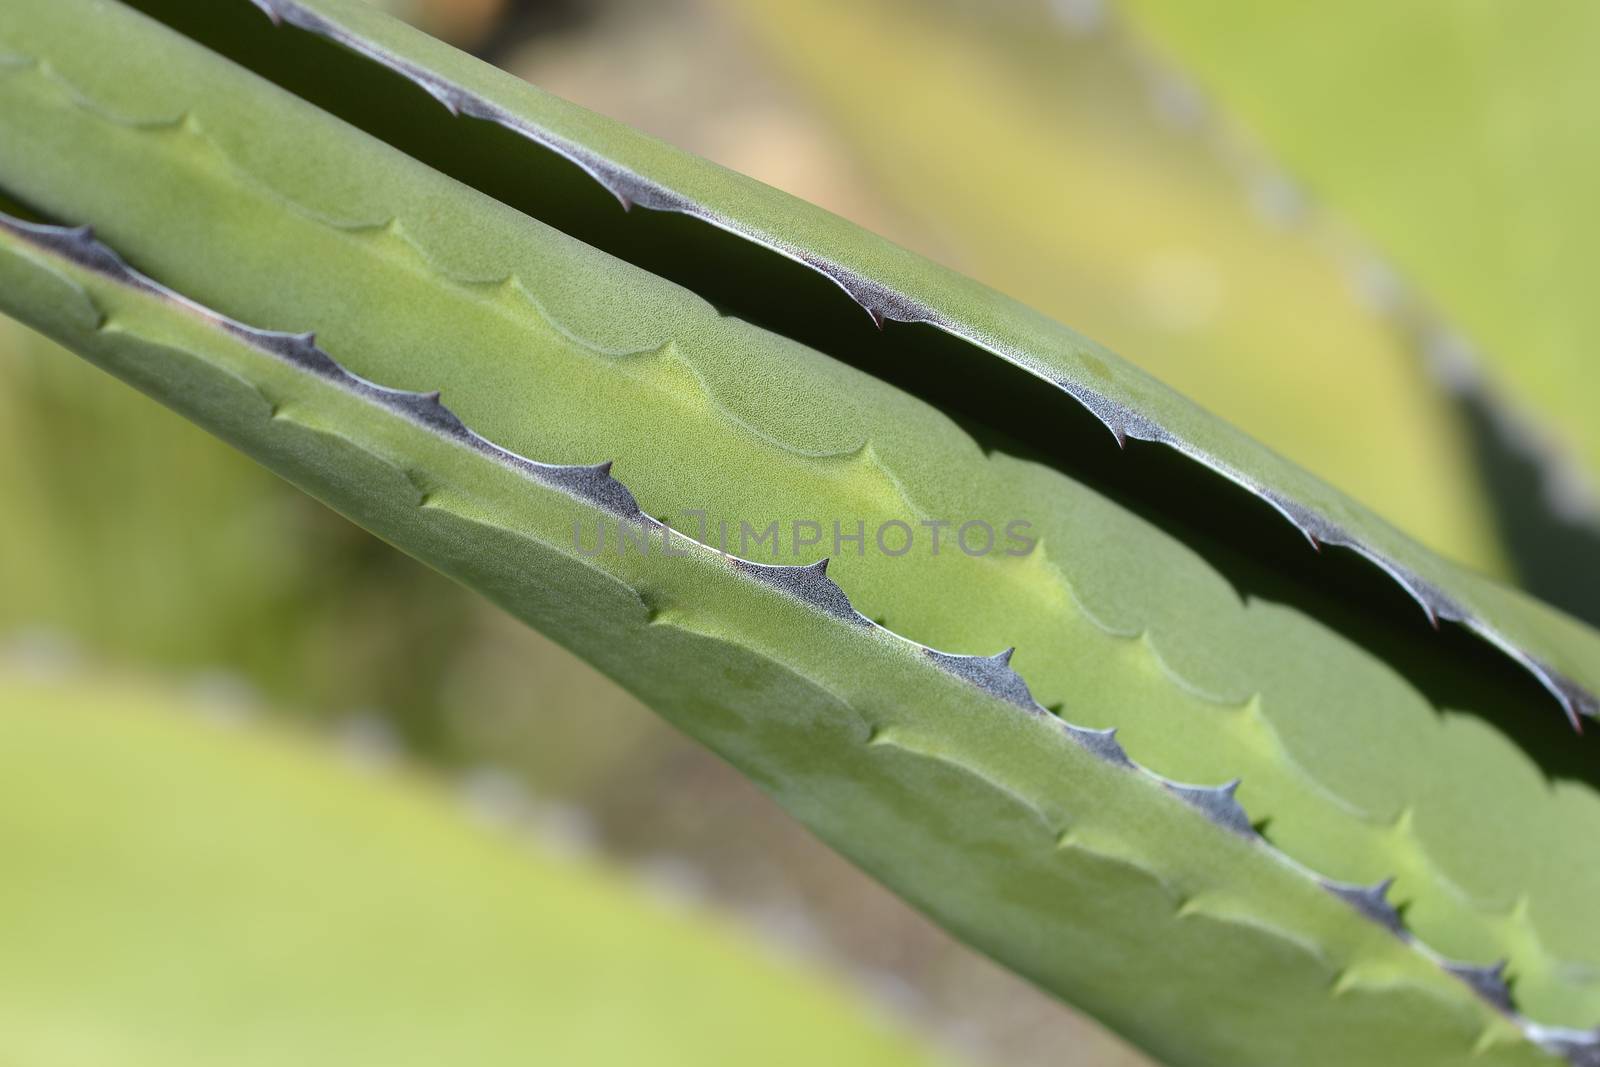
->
[[1324, 877, 1405, 937], [924, 648, 1038, 709], [247, 0, 284, 24], [538, 463, 641, 519], [1528, 1025, 1600, 1067], [381, 389, 468, 435], [1266, 493, 1345, 554], [1444, 960, 1514, 1014], [1164, 778, 1256, 838], [1063, 724, 1134, 768], [1535, 664, 1596, 729], [416, 78, 462, 116], [227, 326, 334, 378], [728, 558, 862, 623], [1379, 566, 1461, 632], [1058, 383, 1170, 450]]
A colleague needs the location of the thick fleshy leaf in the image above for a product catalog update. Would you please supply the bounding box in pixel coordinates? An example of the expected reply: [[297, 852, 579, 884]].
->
[[5, 204, 1589, 1066], [101, 0, 1600, 728]]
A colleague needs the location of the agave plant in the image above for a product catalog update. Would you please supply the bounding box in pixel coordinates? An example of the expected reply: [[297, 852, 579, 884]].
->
[[1, 2, 1597, 1065]]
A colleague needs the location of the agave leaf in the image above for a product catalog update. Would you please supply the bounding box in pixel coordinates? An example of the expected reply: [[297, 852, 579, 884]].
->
[[0, 661, 942, 1067], [1, 3, 1599, 1065], [99, 0, 1600, 728], [1115, 0, 1600, 517], [0, 207, 1580, 1067]]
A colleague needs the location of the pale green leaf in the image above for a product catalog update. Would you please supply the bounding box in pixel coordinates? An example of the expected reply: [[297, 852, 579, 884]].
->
[[0, 661, 941, 1067], [1117, 0, 1600, 517]]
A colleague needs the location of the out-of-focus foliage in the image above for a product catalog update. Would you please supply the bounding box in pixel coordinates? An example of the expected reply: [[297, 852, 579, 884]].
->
[[1118, 0, 1600, 513], [0, 660, 943, 1067], [0, 319, 307, 667], [0, 315, 484, 741], [721, 0, 1501, 572]]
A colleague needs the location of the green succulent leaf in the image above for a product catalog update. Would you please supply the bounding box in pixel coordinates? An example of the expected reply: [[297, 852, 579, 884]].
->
[[103, 0, 1600, 728], [1, 3, 1598, 1066], [0, 661, 941, 1067]]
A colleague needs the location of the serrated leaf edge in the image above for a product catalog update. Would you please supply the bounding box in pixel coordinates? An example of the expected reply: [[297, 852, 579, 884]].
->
[[234, 0, 1596, 732]]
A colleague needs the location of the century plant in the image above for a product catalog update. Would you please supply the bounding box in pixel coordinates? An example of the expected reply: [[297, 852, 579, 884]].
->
[[1, 2, 1597, 1066]]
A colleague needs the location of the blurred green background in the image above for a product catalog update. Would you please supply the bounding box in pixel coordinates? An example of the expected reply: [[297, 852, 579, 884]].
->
[[3, 1, 1597, 1064]]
